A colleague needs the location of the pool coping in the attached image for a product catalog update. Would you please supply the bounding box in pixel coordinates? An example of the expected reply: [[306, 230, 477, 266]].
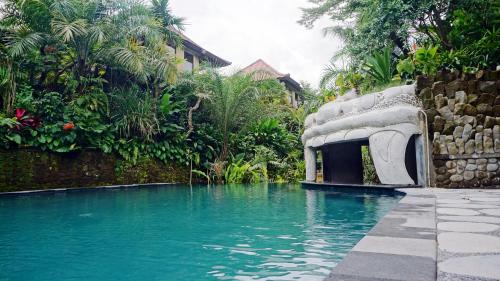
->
[[325, 188, 438, 281], [0, 183, 179, 196]]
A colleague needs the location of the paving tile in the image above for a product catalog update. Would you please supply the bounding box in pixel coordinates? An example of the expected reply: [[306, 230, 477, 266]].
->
[[437, 222, 499, 232], [439, 203, 500, 209], [438, 232, 500, 253], [437, 199, 471, 204], [436, 208, 480, 216], [352, 236, 436, 258], [439, 255, 500, 280], [369, 217, 435, 240], [327, 252, 436, 281], [325, 273, 407, 281], [469, 197, 500, 203], [479, 209, 500, 216], [437, 215, 500, 224], [401, 217, 436, 229], [399, 196, 435, 205]]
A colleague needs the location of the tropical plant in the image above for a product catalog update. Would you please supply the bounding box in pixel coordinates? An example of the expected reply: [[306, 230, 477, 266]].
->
[[415, 45, 439, 75], [224, 155, 264, 184], [14, 108, 39, 130], [0, 60, 20, 114], [319, 62, 364, 96], [201, 72, 261, 162], [440, 27, 500, 71], [0, 113, 22, 147], [110, 88, 160, 141], [244, 119, 294, 157], [34, 92, 65, 123], [1, 0, 182, 98], [396, 57, 416, 79], [364, 47, 394, 86], [151, 0, 185, 42], [35, 122, 78, 153], [299, 0, 498, 64], [0, 0, 316, 184]]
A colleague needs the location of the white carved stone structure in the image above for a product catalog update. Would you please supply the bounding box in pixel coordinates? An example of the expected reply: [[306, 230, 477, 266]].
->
[[302, 85, 431, 186]]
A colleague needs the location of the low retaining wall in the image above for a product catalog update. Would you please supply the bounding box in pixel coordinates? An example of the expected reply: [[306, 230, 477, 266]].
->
[[0, 149, 190, 192], [417, 70, 500, 188]]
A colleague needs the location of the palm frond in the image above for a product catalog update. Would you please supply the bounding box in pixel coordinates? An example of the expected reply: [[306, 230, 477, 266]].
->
[[108, 42, 147, 81], [320, 61, 340, 88], [364, 47, 393, 85], [88, 24, 107, 45], [5, 29, 44, 57], [51, 16, 88, 43]]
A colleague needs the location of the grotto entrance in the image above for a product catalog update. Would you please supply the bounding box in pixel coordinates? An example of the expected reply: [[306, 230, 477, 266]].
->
[[319, 137, 419, 185], [302, 85, 430, 187]]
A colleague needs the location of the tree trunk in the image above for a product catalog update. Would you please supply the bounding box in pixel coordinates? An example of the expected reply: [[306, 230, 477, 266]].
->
[[430, 8, 453, 49], [186, 96, 202, 138]]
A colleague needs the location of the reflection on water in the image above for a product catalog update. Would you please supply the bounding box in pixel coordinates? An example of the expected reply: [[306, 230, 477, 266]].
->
[[0, 184, 401, 281]]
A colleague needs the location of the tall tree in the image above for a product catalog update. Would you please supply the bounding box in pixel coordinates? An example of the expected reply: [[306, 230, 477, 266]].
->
[[299, 0, 498, 65], [0, 0, 183, 101]]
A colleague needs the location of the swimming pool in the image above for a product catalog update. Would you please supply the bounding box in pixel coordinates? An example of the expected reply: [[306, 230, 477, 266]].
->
[[0, 184, 401, 281]]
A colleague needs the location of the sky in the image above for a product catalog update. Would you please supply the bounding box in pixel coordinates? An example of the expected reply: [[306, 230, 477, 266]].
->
[[169, 0, 342, 87]]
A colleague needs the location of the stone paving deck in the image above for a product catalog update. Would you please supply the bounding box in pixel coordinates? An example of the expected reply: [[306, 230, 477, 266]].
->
[[435, 189, 500, 281], [325, 188, 500, 281]]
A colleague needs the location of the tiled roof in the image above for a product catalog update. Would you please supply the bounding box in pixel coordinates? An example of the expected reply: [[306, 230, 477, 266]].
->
[[241, 59, 286, 78], [241, 59, 302, 92]]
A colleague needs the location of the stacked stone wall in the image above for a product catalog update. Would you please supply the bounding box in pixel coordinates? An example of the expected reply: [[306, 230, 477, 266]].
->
[[417, 70, 500, 188]]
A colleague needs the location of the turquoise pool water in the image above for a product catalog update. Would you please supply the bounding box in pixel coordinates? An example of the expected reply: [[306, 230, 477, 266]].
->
[[0, 184, 401, 281]]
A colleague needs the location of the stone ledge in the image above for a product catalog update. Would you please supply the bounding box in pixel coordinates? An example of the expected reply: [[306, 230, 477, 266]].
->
[[433, 153, 500, 160], [325, 189, 437, 281]]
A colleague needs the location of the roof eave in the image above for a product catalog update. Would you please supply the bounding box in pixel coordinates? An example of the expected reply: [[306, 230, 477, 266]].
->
[[182, 39, 231, 67], [278, 75, 302, 92]]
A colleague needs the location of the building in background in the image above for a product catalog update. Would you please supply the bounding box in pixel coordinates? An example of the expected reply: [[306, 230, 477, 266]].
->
[[241, 59, 302, 108], [168, 30, 231, 72]]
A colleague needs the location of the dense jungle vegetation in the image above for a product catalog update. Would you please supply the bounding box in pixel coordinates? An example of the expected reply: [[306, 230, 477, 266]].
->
[[300, 0, 499, 99], [1, 0, 498, 184], [0, 0, 319, 184]]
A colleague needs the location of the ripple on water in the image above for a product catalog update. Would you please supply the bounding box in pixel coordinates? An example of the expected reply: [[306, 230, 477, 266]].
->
[[0, 184, 401, 281]]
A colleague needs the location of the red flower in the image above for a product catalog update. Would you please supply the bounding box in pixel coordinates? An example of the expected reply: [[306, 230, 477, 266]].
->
[[15, 108, 26, 120], [63, 122, 75, 131], [14, 108, 40, 130]]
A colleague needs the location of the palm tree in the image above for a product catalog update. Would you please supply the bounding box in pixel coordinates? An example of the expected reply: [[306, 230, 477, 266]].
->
[[151, 0, 185, 32], [0, 0, 50, 112], [1, 0, 182, 97], [320, 59, 363, 97]]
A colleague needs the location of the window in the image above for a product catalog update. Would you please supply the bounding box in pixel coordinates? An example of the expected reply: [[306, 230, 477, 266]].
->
[[183, 52, 194, 72]]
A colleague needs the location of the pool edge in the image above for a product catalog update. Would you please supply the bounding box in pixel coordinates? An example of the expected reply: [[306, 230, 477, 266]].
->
[[324, 188, 437, 281], [0, 183, 180, 197]]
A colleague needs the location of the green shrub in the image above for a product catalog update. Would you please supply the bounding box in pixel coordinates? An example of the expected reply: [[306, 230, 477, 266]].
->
[[35, 92, 65, 123], [110, 88, 160, 141], [415, 45, 439, 75]]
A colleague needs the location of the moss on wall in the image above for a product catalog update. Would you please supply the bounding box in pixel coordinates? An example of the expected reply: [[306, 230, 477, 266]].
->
[[0, 149, 190, 192]]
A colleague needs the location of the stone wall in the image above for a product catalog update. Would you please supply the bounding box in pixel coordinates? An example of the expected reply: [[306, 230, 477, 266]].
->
[[0, 149, 190, 192], [417, 70, 500, 188]]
